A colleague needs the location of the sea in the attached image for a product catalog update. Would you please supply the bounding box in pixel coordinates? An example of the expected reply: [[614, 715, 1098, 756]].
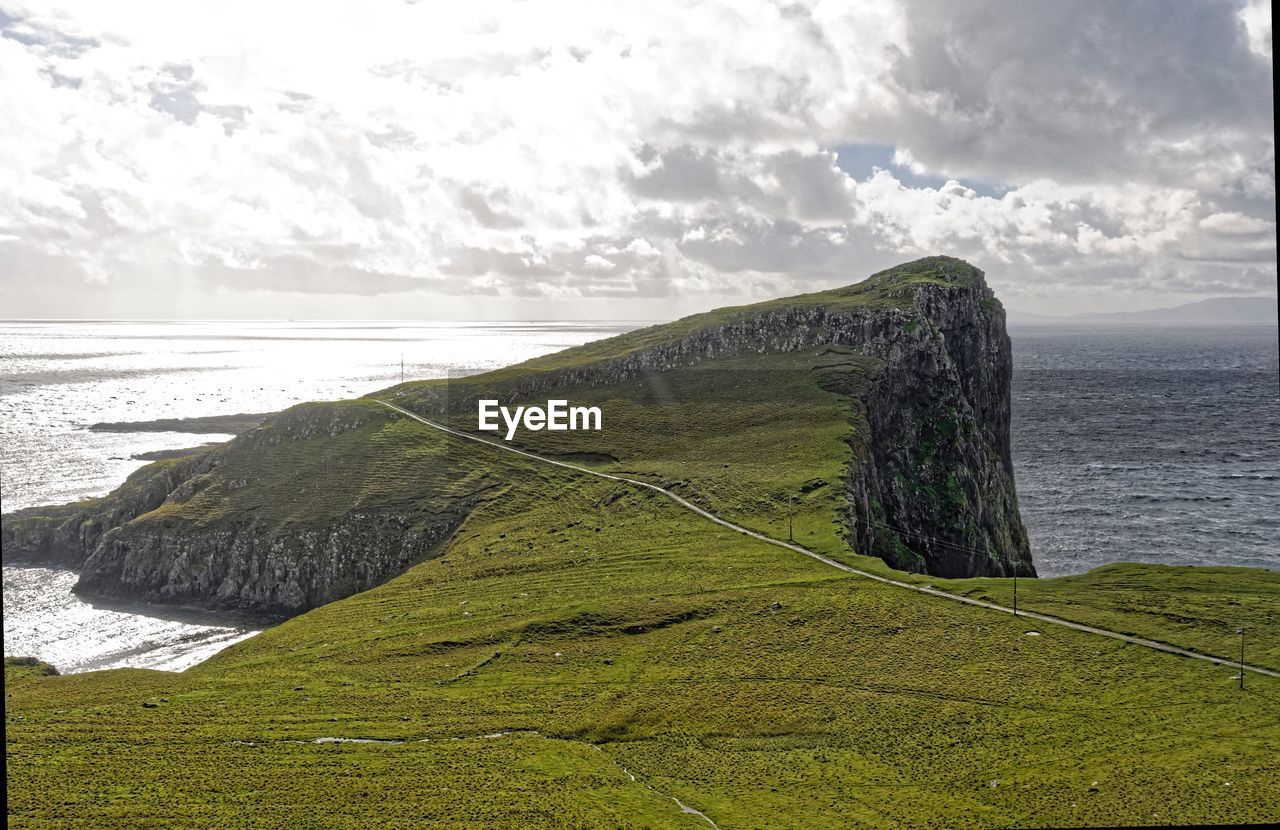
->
[[2, 321, 1277, 672], [1, 321, 634, 672], [1010, 325, 1279, 575]]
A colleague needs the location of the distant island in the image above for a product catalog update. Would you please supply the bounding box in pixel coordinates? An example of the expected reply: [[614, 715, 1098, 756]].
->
[[1008, 295, 1278, 326], [89, 412, 272, 434]]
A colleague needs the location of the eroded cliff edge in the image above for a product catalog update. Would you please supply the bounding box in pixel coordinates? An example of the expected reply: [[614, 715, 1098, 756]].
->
[[2, 401, 489, 617], [1, 255, 1034, 618], [388, 256, 1032, 578]]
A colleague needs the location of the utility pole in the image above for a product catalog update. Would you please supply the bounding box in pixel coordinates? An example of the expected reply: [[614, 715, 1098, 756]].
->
[[1237, 627, 1246, 690], [400, 353, 405, 384], [1013, 568, 1018, 617], [787, 494, 794, 542]]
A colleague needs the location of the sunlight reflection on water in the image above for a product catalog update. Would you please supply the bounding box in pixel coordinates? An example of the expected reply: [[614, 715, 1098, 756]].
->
[[2, 320, 634, 672]]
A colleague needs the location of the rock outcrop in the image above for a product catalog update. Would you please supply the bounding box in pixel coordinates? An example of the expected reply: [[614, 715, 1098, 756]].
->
[[3, 401, 477, 618], [1, 255, 1033, 619], [75, 507, 464, 618], [392, 256, 1032, 577], [1, 452, 220, 570]]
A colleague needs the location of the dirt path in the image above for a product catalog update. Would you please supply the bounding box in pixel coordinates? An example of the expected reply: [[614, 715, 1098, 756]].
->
[[378, 401, 1279, 680]]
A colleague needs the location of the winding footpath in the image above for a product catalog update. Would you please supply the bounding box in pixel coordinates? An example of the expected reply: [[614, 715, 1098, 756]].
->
[[378, 401, 1279, 680]]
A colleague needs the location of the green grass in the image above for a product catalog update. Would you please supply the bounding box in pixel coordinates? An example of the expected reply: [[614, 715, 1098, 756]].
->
[[413, 350, 874, 561], [4, 657, 59, 678], [142, 400, 496, 531], [7, 421, 1280, 828], [6, 255, 1278, 827], [943, 563, 1280, 672]]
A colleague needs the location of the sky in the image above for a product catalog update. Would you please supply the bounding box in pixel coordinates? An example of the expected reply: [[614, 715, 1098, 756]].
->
[[0, 0, 1274, 320]]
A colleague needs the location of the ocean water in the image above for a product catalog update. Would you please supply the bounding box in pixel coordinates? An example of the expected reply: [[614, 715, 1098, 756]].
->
[[1, 321, 632, 672], [0, 320, 635, 511], [1010, 325, 1279, 577], [2, 321, 1277, 671]]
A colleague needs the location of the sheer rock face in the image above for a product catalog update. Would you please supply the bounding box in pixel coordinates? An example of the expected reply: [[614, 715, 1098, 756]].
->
[[1, 256, 1032, 618], [843, 280, 1031, 577], [2, 405, 468, 619], [74, 509, 463, 618], [410, 257, 1032, 578]]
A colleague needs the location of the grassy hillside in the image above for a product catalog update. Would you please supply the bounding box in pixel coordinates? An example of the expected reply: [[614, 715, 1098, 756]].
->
[[141, 400, 496, 532], [7, 414, 1279, 828], [417, 350, 876, 562], [947, 563, 1280, 672], [6, 256, 1277, 827], [467, 255, 980, 377]]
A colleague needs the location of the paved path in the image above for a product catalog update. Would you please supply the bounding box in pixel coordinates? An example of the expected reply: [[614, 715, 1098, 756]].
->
[[379, 401, 1279, 680]]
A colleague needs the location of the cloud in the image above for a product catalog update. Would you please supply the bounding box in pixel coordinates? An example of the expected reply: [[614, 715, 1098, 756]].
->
[[0, 0, 1273, 318], [1199, 211, 1276, 236], [198, 257, 438, 296], [878, 0, 1273, 190]]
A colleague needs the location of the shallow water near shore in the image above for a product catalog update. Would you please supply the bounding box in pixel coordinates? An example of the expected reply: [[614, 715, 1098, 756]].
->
[[2, 566, 261, 672], [3, 320, 1277, 672]]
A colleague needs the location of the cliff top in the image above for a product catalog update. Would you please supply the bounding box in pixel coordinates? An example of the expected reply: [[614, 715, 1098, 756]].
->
[[428, 255, 991, 385]]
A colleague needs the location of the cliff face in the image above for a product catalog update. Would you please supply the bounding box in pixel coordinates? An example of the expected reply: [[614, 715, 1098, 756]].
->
[[1, 452, 220, 570], [842, 279, 1030, 577], [393, 257, 1032, 578], [2, 255, 1032, 617], [75, 508, 463, 617], [3, 401, 479, 618]]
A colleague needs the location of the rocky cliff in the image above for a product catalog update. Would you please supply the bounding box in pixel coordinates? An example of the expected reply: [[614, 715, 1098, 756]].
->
[[75, 506, 463, 617], [2, 401, 484, 617], [1, 452, 221, 570], [841, 269, 1030, 577], [391, 256, 1033, 578], [2, 255, 1032, 618]]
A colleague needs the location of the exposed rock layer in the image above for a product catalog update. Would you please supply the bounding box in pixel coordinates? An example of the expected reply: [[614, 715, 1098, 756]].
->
[[3, 404, 472, 618], [393, 257, 1032, 577], [2, 256, 1033, 620], [75, 507, 463, 618], [2, 453, 219, 570]]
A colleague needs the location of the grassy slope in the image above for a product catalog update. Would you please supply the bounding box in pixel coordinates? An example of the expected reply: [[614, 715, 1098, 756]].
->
[[426, 350, 875, 562], [947, 564, 1280, 672], [7, 412, 1280, 828], [140, 400, 497, 532], [381, 336, 1278, 673], [6, 257, 1278, 827]]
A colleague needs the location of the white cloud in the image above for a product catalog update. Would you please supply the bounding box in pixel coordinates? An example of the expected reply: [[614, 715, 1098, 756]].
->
[[1241, 0, 1272, 59], [0, 0, 1273, 319], [1199, 211, 1276, 235]]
